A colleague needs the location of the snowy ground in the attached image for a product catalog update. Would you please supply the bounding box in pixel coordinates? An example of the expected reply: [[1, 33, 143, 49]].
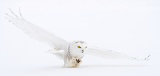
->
[[0, 0, 160, 76]]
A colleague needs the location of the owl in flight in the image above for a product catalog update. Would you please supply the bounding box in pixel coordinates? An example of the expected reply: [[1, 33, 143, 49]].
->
[[5, 9, 150, 68]]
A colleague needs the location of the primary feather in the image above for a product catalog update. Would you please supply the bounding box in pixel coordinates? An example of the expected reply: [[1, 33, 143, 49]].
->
[[87, 46, 150, 61], [5, 9, 69, 51]]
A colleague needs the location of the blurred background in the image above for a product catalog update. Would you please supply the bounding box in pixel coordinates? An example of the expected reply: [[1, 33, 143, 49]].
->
[[0, 0, 160, 76]]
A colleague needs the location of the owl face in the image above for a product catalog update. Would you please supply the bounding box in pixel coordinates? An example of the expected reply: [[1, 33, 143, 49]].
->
[[69, 41, 87, 58]]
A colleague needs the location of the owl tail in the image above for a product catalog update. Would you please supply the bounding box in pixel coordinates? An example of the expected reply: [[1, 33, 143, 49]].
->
[[49, 49, 64, 60]]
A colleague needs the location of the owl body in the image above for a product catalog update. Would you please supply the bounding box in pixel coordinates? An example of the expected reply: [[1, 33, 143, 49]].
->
[[63, 41, 87, 68]]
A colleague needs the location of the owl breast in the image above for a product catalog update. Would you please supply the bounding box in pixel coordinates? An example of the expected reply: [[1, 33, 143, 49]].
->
[[70, 50, 85, 59]]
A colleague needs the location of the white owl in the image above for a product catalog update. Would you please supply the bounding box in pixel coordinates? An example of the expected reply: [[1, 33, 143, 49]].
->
[[5, 9, 150, 68]]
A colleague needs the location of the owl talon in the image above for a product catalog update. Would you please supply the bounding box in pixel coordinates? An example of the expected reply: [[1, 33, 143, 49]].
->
[[76, 59, 81, 63]]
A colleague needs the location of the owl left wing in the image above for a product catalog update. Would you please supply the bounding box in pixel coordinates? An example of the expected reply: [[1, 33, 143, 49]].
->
[[86, 46, 150, 61]]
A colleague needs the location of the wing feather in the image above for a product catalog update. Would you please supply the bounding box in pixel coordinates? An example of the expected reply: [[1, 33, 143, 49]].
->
[[5, 9, 69, 50], [86, 46, 150, 61]]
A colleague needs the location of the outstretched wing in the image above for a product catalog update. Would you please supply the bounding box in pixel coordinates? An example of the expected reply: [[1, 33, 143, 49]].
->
[[86, 46, 150, 61], [5, 9, 69, 51]]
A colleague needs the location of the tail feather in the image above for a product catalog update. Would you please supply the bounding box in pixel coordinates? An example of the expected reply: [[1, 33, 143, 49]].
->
[[49, 49, 64, 60]]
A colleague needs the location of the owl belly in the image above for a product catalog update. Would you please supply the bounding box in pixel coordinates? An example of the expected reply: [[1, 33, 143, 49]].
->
[[63, 50, 84, 68], [64, 58, 82, 68]]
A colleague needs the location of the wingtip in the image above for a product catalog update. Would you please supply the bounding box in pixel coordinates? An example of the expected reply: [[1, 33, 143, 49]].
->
[[144, 55, 150, 61], [8, 8, 12, 12], [18, 6, 23, 18]]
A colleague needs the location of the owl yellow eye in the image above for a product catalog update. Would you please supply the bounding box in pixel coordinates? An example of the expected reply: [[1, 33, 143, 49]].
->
[[77, 46, 81, 48]]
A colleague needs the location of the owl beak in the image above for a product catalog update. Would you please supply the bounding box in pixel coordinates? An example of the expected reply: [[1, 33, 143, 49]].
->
[[82, 50, 84, 53]]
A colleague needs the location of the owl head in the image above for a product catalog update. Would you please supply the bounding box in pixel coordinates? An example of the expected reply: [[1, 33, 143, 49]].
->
[[69, 41, 87, 58]]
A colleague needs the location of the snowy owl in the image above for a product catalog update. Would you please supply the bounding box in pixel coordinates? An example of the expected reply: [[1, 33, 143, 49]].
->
[[5, 9, 150, 68]]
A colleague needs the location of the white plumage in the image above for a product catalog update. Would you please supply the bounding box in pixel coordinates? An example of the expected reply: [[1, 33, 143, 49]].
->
[[5, 9, 150, 68]]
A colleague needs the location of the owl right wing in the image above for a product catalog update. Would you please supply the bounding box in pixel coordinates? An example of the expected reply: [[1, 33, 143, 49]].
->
[[86, 46, 150, 61], [5, 9, 69, 51]]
